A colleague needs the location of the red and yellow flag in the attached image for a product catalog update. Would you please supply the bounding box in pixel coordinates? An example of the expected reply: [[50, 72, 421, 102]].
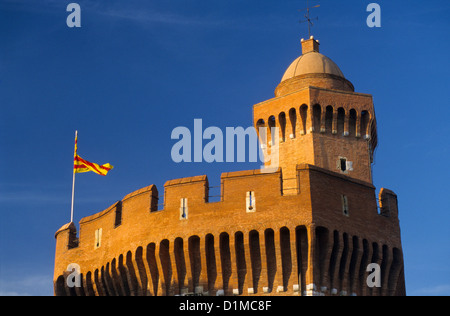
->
[[73, 132, 113, 176]]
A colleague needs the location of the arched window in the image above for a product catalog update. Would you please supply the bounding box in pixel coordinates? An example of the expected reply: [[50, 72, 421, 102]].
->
[[361, 111, 370, 139], [278, 112, 286, 142], [256, 119, 266, 129], [337, 108, 345, 136], [268, 115, 276, 146], [256, 119, 266, 145], [313, 104, 322, 133], [349, 109, 357, 137], [325, 106, 334, 133], [289, 108, 297, 139], [300, 105, 308, 135]]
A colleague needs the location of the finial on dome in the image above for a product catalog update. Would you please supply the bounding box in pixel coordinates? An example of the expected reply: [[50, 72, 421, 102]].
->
[[301, 37, 320, 54]]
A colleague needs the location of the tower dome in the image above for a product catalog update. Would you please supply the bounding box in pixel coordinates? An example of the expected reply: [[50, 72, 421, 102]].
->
[[281, 51, 345, 81], [275, 37, 354, 97]]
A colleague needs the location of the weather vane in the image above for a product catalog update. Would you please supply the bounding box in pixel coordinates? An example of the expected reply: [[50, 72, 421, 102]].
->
[[299, 0, 320, 38]]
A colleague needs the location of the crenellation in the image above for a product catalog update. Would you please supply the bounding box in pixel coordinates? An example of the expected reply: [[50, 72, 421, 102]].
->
[[164, 175, 209, 208], [379, 188, 399, 219], [54, 159, 404, 295]]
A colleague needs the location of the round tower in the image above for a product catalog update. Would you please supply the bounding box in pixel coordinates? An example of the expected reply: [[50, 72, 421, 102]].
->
[[254, 37, 378, 195]]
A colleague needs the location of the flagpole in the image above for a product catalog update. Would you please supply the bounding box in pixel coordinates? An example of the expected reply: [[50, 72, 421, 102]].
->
[[70, 130, 78, 223]]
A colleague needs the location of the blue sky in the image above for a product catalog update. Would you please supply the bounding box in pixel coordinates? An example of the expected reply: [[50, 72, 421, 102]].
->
[[0, 0, 449, 296]]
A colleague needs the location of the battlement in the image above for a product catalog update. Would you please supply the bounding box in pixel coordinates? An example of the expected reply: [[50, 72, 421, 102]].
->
[[55, 164, 402, 250], [55, 169, 285, 251], [54, 164, 404, 296]]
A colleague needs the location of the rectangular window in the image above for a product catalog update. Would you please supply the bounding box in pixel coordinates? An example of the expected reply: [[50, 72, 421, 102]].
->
[[341, 195, 349, 217], [180, 198, 188, 220], [340, 158, 347, 171], [337, 157, 353, 173], [246, 191, 256, 213], [94, 228, 102, 249], [114, 201, 122, 227]]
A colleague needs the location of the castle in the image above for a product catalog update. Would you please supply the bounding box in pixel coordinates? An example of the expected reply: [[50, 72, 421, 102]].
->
[[54, 37, 406, 296]]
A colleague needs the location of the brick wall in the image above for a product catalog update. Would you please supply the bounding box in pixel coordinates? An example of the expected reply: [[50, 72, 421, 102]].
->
[[54, 165, 405, 296]]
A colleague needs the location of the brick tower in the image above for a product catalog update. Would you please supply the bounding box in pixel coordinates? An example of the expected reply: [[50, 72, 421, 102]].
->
[[54, 37, 406, 296], [255, 37, 376, 195]]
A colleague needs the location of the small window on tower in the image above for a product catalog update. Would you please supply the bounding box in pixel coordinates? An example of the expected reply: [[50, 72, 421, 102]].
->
[[246, 191, 256, 213], [94, 228, 102, 249], [114, 201, 122, 228], [338, 157, 353, 173], [180, 198, 188, 220], [341, 195, 349, 217], [340, 158, 347, 172]]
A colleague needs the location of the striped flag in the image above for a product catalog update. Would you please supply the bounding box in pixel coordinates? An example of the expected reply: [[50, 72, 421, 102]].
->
[[73, 133, 113, 176]]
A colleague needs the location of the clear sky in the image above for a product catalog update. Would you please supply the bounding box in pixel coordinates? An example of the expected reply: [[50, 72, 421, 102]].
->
[[0, 0, 449, 296]]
